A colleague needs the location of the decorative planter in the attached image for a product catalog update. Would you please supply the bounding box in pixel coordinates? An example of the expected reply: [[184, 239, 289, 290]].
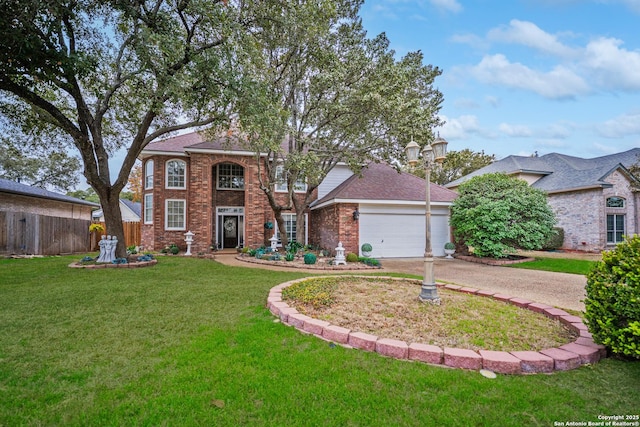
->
[[444, 249, 455, 259]]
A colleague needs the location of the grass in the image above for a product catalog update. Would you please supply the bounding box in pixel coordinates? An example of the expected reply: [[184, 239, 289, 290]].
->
[[284, 277, 575, 351], [0, 255, 638, 426], [508, 257, 598, 275]]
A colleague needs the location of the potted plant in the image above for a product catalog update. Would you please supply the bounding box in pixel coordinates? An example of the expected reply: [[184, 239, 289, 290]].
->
[[361, 243, 372, 257], [444, 242, 456, 259]]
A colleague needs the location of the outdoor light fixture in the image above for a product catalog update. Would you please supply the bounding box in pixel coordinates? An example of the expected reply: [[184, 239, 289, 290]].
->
[[405, 133, 448, 303], [352, 209, 360, 221]]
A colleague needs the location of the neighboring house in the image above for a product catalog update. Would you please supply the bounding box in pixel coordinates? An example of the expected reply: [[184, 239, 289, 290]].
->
[[139, 131, 458, 257], [446, 148, 640, 252], [92, 199, 141, 222], [0, 178, 98, 255]]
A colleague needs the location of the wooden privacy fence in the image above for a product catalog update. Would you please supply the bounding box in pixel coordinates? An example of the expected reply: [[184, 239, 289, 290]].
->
[[90, 221, 141, 250], [0, 211, 92, 255]]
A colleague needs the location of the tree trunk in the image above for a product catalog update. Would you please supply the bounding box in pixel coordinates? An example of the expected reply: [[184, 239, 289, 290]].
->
[[97, 191, 126, 258]]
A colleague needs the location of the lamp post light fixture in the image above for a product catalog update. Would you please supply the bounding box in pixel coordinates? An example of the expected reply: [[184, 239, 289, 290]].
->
[[405, 135, 448, 304]]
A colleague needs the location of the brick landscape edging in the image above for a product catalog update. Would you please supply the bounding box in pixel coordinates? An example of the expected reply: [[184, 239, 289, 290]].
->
[[267, 276, 606, 375]]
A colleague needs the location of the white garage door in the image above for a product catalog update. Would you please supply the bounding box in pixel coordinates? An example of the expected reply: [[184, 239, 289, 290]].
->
[[358, 204, 450, 258]]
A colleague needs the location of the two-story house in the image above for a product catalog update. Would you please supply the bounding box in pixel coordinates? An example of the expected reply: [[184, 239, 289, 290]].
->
[[139, 131, 458, 258]]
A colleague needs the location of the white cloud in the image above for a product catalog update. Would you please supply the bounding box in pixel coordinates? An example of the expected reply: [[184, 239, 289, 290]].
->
[[429, 0, 462, 13], [440, 114, 496, 140], [499, 123, 533, 137], [469, 54, 590, 99], [487, 20, 577, 58], [595, 112, 640, 137], [582, 37, 640, 90], [450, 33, 489, 50]]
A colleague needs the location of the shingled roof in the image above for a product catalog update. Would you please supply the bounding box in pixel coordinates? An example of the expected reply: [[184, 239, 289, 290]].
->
[[446, 148, 640, 193], [313, 162, 457, 208], [0, 178, 99, 207]]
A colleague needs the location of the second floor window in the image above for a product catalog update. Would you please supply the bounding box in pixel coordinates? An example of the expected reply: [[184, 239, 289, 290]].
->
[[275, 165, 307, 192], [144, 160, 154, 189], [166, 159, 186, 189], [217, 163, 244, 189]]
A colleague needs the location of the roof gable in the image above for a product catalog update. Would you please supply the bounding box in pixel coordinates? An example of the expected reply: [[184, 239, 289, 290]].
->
[[313, 162, 457, 207]]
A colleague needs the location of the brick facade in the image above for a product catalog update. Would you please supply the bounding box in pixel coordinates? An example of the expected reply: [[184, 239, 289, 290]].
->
[[141, 152, 322, 254], [547, 169, 639, 251], [310, 203, 360, 256]]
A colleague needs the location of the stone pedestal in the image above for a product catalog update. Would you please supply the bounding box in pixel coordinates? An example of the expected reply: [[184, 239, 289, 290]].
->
[[334, 242, 346, 265]]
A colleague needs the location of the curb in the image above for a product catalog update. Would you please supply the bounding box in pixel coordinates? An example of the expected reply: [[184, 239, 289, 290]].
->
[[266, 276, 606, 375]]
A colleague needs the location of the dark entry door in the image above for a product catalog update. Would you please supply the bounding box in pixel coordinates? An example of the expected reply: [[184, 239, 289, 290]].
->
[[222, 216, 238, 248]]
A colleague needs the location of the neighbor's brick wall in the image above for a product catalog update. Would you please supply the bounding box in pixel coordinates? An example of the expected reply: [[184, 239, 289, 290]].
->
[[547, 170, 638, 252]]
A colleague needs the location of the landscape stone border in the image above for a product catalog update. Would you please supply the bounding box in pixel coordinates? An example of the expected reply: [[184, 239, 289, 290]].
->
[[267, 275, 606, 375], [68, 259, 158, 269]]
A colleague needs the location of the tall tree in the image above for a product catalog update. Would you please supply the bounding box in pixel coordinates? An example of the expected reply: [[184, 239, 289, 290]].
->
[[0, 135, 81, 191], [226, 0, 443, 246], [0, 0, 244, 257], [126, 162, 142, 203], [430, 149, 495, 185]]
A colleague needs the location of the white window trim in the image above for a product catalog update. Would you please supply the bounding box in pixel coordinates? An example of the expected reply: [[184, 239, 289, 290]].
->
[[145, 160, 154, 190], [165, 159, 187, 189], [275, 165, 307, 193], [606, 213, 626, 244], [144, 193, 153, 224], [165, 199, 186, 230]]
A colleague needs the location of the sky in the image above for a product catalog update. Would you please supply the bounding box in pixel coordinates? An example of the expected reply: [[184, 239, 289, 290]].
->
[[359, 0, 640, 160]]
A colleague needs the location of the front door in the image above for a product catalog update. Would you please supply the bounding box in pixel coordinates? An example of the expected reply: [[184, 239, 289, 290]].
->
[[222, 216, 238, 248]]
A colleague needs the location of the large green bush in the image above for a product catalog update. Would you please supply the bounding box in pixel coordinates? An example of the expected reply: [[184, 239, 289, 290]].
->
[[450, 173, 556, 258], [584, 235, 640, 359]]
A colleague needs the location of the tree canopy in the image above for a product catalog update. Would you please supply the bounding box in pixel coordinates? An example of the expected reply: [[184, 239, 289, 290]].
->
[[407, 148, 496, 185], [450, 173, 556, 258], [0, 0, 245, 256], [223, 0, 443, 245]]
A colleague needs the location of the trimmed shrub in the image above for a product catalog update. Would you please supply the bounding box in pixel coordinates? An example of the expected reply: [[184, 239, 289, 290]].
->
[[303, 253, 317, 265], [346, 252, 359, 263], [542, 227, 564, 251], [584, 235, 640, 359]]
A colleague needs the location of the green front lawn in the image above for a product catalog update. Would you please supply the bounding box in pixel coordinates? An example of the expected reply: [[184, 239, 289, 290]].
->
[[0, 256, 637, 426], [508, 257, 598, 275]]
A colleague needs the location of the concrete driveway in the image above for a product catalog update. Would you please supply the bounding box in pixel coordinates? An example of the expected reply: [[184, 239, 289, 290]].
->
[[216, 253, 592, 312], [380, 258, 588, 312]]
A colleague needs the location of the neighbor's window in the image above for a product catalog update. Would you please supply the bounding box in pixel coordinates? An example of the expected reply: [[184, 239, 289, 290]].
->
[[606, 197, 625, 208], [166, 159, 186, 189], [217, 163, 245, 189], [275, 165, 307, 192], [144, 194, 153, 224], [606, 214, 625, 244], [165, 199, 186, 230], [145, 160, 154, 189]]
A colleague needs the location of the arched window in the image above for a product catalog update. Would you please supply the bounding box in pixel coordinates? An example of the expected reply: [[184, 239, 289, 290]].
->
[[166, 159, 186, 189], [606, 197, 625, 208], [145, 160, 154, 189]]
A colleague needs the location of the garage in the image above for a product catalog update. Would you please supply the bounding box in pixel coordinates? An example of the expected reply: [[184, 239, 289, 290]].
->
[[358, 203, 451, 258]]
